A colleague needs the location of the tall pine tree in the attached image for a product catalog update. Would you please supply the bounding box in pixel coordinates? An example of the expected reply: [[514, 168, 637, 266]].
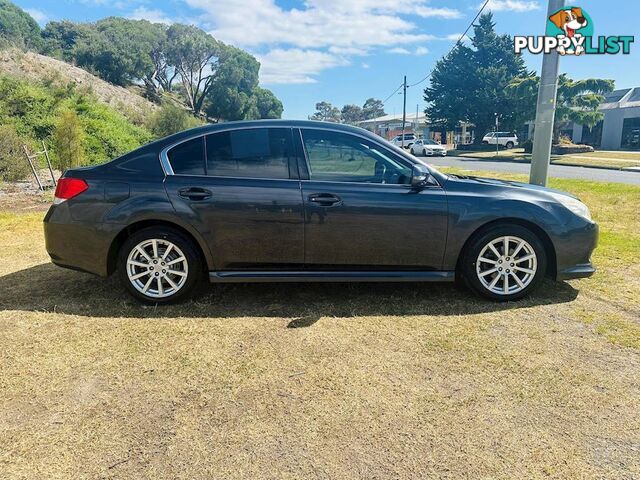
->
[[424, 13, 529, 143]]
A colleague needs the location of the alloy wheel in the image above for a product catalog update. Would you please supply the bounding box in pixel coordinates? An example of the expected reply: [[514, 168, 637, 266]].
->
[[126, 238, 189, 299], [475, 235, 537, 296]]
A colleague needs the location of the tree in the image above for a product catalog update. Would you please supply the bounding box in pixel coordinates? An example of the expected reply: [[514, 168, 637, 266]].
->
[[204, 46, 260, 121], [361, 98, 385, 120], [508, 74, 614, 143], [72, 18, 159, 87], [424, 13, 528, 143], [0, 0, 42, 50], [148, 103, 201, 138], [309, 101, 341, 122], [341, 104, 363, 124], [253, 87, 283, 119], [146, 24, 177, 95], [52, 110, 86, 171], [166, 24, 223, 115], [41, 21, 92, 61], [0, 125, 30, 181]]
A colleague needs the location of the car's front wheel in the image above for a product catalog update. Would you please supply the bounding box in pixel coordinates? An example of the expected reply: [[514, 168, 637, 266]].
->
[[118, 227, 203, 304], [506, 141, 514, 149], [462, 225, 547, 301]]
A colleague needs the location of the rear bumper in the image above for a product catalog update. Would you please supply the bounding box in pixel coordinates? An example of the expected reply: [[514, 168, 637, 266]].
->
[[44, 204, 119, 277]]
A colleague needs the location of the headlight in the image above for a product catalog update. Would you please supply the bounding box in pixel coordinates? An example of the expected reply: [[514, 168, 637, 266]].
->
[[548, 192, 591, 221]]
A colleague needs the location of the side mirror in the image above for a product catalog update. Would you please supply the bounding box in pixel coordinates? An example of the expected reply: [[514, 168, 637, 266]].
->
[[411, 164, 435, 188]]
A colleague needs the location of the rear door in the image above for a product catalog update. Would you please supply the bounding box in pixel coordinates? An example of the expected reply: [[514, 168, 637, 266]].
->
[[296, 128, 448, 270], [164, 127, 304, 270]]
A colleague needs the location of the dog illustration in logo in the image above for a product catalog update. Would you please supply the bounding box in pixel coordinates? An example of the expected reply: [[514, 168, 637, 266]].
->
[[549, 7, 588, 55]]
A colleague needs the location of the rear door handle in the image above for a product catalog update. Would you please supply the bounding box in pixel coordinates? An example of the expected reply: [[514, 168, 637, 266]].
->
[[308, 193, 342, 207], [178, 187, 212, 201]]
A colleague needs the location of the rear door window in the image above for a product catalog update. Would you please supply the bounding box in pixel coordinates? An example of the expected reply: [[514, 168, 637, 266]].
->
[[167, 137, 205, 175], [206, 128, 293, 179]]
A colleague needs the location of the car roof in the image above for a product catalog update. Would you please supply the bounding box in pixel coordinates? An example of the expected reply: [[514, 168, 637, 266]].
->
[[112, 119, 398, 163], [161, 119, 377, 144]]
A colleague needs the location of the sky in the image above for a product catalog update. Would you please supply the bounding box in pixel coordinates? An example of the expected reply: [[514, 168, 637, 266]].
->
[[14, 0, 640, 119]]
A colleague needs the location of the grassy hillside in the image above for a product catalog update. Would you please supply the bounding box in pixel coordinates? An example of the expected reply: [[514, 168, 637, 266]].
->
[[0, 48, 157, 123], [0, 71, 153, 172]]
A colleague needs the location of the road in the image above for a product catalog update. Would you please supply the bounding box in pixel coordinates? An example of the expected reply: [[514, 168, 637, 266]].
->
[[429, 156, 640, 185]]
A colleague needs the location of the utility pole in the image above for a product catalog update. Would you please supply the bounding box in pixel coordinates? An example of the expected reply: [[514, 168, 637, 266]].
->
[[495, 113, 500, 157], [530, 0, 564, 186], [401, 75, 407, 148]]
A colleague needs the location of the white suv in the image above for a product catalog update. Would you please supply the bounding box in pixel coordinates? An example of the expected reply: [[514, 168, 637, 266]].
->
[[482, 132, 518, 149], [390, 133, 416, 148]]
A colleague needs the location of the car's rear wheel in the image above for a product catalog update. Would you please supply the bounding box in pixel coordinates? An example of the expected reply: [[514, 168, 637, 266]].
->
[[506, 141, 514, 149], [462, 224, 547, 301], [118, 227, 202, 304]]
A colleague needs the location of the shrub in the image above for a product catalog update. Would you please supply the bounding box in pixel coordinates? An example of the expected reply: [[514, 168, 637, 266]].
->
[[557, 134, 574, 145], [0, 125, 31, 181], [0, 74, 153, 166], [148, 102, 202, 138], [52, 110, 86, 171]]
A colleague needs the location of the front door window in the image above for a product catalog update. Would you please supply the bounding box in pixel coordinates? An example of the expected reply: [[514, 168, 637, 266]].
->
[[301, 129, 412, 185]]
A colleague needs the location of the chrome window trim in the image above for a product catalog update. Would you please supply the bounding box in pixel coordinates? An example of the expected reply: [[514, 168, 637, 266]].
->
[[160, 125, 296, 181], [297, 126, 442, 189], [159, 123, 442, 188]]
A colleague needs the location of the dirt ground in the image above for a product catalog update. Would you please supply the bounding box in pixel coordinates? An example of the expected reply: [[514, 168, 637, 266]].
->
[[0, 180, 638, 479]]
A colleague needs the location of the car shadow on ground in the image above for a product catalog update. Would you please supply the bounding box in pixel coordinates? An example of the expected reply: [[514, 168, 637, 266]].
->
[[0, 263, 580, 325]]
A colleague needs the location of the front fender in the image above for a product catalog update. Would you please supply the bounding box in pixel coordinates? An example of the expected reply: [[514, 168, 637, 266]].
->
[[442, 196, 564, 271]]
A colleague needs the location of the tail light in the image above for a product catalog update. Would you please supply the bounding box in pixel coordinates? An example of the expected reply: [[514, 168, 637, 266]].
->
[[53, 178, 89, 205]]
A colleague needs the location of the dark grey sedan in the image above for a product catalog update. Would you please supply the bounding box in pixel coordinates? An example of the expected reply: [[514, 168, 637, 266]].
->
[[44, 120, 597, 303]]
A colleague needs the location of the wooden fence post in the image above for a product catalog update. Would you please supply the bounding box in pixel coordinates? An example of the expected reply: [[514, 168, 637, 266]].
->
[[22, 145, 44, 191], [41, 141, 57, 187]]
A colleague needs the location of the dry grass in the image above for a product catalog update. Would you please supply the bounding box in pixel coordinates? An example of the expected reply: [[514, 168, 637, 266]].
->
[[1, 178, 639, 479]]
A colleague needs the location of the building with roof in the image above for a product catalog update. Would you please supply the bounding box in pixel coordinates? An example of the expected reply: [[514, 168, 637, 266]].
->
[[598, 87, 640, 150], [357, 113, 473, 146], [524, 87, 640, 150]]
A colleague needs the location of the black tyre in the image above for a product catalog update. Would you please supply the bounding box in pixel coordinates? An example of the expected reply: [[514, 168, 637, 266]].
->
[[461, 224, 547, 301], [423, 149, 427, 156], [117, 227, 203, 304], [506, 141, 514, 149]]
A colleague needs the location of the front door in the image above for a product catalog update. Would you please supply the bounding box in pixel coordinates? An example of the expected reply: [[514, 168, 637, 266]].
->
[[164, 127, 304, 270], [297, 128, 448, 270]]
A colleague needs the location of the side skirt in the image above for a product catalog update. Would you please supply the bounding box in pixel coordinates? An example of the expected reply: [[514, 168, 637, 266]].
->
[[209, 271, 455, 283]]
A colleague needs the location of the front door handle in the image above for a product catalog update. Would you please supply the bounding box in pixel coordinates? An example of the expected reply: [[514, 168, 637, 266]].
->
[[178, 187, 212, 201], [308, 193, 342, 207]]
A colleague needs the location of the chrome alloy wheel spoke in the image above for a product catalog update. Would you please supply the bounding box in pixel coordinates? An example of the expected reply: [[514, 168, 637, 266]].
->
[[126, 239, 188, 299], [475, 235, 537, 296]]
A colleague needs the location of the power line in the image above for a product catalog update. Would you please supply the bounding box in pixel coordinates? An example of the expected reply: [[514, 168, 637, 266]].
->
[[406, 0, 491, 89], [382, 83, 404, 104]]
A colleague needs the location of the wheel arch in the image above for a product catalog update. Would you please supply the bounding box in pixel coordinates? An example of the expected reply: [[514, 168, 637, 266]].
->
[[455, 217, 557, 279], [107, 219, 211, 275]]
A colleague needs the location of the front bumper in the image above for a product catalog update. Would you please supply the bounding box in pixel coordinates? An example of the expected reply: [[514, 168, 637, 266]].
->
[[556, 262, 596, 280], [554, 220, 598, 281]]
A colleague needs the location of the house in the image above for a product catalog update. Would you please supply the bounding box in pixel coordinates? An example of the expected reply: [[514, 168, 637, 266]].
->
[[524, 87, 640, 150]]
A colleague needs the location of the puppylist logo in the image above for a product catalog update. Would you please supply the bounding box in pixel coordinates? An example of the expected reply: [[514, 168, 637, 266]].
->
[[514, 6, 634, 56]]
